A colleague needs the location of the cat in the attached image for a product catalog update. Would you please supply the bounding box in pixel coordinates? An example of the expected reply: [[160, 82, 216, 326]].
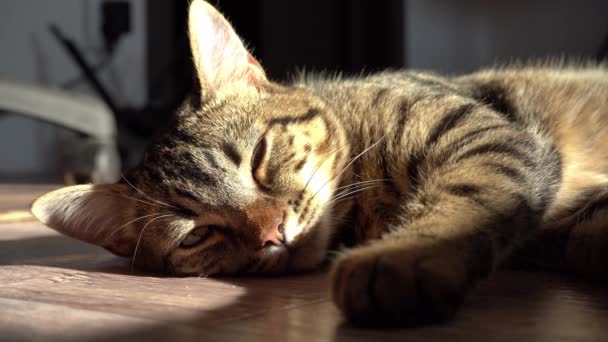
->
[[31, 0, 608, 327]]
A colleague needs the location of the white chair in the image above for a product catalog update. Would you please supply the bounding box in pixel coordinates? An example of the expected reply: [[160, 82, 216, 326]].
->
[[0, 79, 121, 183]]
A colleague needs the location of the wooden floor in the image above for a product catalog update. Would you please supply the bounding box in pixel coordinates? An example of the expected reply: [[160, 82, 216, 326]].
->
[[2, 185, 608, 341]]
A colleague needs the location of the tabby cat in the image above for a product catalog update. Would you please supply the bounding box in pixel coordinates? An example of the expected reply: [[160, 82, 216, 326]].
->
[[32, 0, 608, 326]]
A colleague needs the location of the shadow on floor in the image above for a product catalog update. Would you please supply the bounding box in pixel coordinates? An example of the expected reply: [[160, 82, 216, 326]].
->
[[3, 235, 608, 341]]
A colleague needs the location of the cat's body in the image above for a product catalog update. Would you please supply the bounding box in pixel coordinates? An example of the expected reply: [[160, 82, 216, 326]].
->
[[300, 67, 608, 324], [32, 0, 608, 327], [311, 67, 608, 264]]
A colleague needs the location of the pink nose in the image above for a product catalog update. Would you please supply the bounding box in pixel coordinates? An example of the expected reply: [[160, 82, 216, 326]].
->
[[261, 215, 285, 247]]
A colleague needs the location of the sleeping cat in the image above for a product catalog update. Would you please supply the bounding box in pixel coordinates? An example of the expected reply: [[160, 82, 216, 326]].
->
[[32, 0, 608, 327]]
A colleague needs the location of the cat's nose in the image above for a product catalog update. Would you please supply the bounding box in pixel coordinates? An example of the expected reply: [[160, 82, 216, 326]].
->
[[243, 196, 286, 249], [261, 215, 285, 248]]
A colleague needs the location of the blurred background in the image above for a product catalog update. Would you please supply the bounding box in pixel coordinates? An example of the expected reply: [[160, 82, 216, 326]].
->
[[0, 0, 607, 184]]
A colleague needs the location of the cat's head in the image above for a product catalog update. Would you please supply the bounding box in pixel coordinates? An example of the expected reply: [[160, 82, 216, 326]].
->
[[32, 0, 348, 276]]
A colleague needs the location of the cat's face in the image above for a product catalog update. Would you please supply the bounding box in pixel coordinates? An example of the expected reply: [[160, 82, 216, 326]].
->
[[126, 88, 346, 275], [31, 0, 348, 275]]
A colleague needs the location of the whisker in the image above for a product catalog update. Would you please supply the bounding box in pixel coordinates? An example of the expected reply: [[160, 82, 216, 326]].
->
[[328, 216, 349, 225], [121, 174, 179, 209], [332, 179, 389, 192], [118, 194, 162, 208], [326, 249, 349, 259], [311, 134, 386, 200], [328, 185, 380, 205], [104, 212, 171, 242], [131, 214, 174, 273], [331, 179, 389, 197], [301, 144, 348, 195], [328, 195, 360, 206], [330, 184, 375, 201], [86, 189, 160, 208]]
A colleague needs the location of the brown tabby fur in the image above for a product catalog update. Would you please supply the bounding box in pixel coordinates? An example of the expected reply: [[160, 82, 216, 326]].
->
[[32, 0, 608, 327]]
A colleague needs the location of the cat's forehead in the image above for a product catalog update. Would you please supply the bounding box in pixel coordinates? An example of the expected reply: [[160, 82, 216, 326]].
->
[[176, 86, 315, 126], [136, 144, 255, 209], [211, 86, 320, 115], [134, 87, 324, 202], [257, 88, 322, 117]]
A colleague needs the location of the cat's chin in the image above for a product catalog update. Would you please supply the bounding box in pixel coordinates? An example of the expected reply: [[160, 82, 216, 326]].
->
[[286, 244, 328, 273]]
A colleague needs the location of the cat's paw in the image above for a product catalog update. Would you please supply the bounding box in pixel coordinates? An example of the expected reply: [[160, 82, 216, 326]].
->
[[330, 242, 470, 327]]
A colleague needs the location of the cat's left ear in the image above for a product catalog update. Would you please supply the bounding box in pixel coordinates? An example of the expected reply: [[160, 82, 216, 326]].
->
[[188, 0, 267, 97], [31, 184, 139, 257], [188, 0, 267, 98]]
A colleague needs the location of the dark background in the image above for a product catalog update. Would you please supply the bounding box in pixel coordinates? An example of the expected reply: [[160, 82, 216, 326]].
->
[[147, 0, 406, 125]]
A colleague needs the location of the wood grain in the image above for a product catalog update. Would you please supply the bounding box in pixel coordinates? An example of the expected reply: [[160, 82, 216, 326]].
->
[[1, 185, 608, 341], [0, 184, 59, 212]]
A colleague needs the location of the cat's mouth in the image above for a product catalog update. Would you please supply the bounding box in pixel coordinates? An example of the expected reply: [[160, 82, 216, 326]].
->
[[283, 204, 320, 244], [244, 200, 325, 273]]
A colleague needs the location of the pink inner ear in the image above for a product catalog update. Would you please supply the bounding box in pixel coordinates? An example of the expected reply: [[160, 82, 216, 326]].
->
[[247, 53, 263, 70], [189, 0, 267, 95], [246, 53, 266, 86]]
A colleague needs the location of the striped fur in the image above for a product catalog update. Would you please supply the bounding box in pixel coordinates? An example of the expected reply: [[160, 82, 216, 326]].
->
[[31, 0, 608, 327]]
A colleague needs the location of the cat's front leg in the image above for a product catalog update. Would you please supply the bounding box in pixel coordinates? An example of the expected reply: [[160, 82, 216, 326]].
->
[[332, 204, 529, 326], [331, 118, 560, 326], [332, 231, 474, 326]]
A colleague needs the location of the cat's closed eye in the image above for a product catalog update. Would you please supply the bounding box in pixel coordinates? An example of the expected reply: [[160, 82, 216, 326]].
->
[[179, 225, 218, 248], [251, 136, 269, 189]]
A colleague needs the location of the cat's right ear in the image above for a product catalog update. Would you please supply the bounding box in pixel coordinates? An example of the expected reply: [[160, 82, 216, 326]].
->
[[188, 0, 267, 99], [31, 184, 139, 257]]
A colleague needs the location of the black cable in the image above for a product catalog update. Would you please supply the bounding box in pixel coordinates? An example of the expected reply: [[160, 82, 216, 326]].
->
[[60, 53, 112, 89], [49, 24, 120, 120]]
